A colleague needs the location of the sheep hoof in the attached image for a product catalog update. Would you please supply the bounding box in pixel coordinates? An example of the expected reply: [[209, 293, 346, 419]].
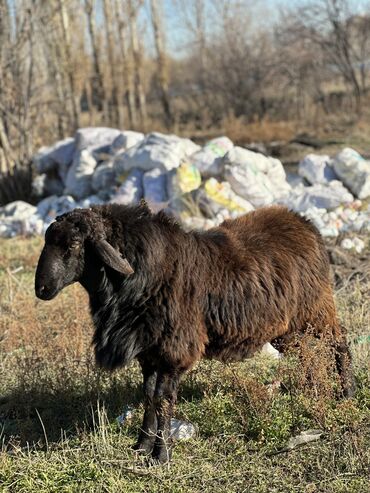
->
[[150, 446, 172, 465], [133, 440, 154, 455]]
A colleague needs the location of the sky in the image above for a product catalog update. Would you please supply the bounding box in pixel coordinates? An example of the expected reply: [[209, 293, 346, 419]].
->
[[149, 0, 370, 57]]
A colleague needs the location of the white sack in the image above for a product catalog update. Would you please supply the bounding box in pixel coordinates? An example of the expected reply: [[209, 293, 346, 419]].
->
[[114, 132, 200, 173], [143, 167, 168, 204], [110, 168, 144, 205], [111, 131, 145, 153], [332, 147, 370, 199], [298, 154, 337, 185], [223, 147, 290, 207], [92, 162, 116, 193], [75, 127, 121, 152], [284, 181, 354, 213], [64, 150, 98, 199], [190, 136, 233, 177]]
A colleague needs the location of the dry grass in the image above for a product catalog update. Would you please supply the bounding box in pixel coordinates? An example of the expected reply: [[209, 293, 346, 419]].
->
[[222, 116, 297, 144], [0, 237, 369, 492]]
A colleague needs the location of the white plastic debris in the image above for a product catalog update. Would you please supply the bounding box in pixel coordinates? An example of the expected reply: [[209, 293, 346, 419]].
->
[[111, 131, 145, 153], [64, 149, 98, 199], [298, 154, 337, 184], [260, 343, 281, 360], [182, 216, 217, 230], [92, 161, 116, 193], [167, 161, 202, 198], [3, 128, 370, 245], [201, 178, 254, 217], [223, 147, 290, 207], [340, 237, 365, 254], [33, 137, 75, 182], [332, 147, 370, 199], [190, 136, 233, 177], [36, 195, 77, 224], [0, 201, 37, 220], [75, 127, 122, 152], [111, 168, 144, 205], [0, 201, 39, 238], [115, 408, 196, 441], [279, 429, 322, 452], [170, 419, 197, 440], [114, 132, 200, 173], [143, 167, 168, 204], [283, 181, 354, 213], [116, 407, 134, 426]]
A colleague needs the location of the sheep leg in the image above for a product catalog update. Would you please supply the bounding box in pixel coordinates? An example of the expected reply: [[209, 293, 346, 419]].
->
[[151, 372, 180, 464], [134, 363, 158, 454], [334, 335, 356, 398]]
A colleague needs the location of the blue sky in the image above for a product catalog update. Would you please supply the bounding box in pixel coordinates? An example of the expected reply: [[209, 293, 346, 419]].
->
[[141, 0, 370, 57]]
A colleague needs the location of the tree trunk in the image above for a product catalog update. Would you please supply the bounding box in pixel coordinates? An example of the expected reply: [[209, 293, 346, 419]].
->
[[114, 0, 137, 128], [150, 0, 173, 128], [103, 0, 121, 127], [84, 0, 106, 114], [128, 0, 147, 128], [58, 0, 80, 130]]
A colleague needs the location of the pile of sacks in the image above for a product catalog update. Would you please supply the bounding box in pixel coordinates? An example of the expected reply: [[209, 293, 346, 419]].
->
[[1, 128, 370, 251]]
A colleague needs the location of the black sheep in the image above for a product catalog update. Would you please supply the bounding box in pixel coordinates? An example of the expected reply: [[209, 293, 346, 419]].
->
[[35, 202, 355, 463]]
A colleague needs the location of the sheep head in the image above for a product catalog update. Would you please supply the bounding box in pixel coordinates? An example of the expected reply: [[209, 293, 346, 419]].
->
[[35, 208, 134, 300]]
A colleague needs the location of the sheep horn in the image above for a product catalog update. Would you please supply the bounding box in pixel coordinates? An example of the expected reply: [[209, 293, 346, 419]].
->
[[93, 239, 134, 276]]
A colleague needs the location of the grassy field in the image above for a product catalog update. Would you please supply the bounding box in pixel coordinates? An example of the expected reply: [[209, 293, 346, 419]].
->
[[0, 237, 369, 493]]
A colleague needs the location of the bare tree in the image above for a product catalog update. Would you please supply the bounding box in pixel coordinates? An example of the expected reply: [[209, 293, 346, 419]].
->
[[290, 0, 366, 114], [128, 0, 147, 128], [84, 0, 106, 119], [150, 0, 173, 128], [58, 0, 80, 130], [114, 0, 137, 127], [103, 0, 121, 126]]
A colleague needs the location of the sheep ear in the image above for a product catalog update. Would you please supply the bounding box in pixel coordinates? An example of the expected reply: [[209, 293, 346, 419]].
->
[[93, 240, 134, 275]]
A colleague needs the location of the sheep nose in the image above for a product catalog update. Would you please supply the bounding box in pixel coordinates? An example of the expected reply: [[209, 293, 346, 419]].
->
[[36, 285, 46, 297]]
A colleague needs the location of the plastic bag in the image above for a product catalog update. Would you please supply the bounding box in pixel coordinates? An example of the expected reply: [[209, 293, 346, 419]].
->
[[114, 132, 200, 173], [298, 154, 337, 184], [283, 181, 354, 213], [190, 136, 233, 177], [332, 147, 370, 199], [111, 168, 144, 205], [64, 149, 98, 199], [167, 161, 202, 198], [223, 147, 290, 207], [202, 178, 254, 217], [111, 131, 145, 153], [143, 167, 168, 204]]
